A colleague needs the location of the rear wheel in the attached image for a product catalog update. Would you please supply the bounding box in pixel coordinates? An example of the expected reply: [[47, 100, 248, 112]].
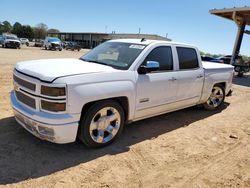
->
[[203, 84, 225, 110], [78, 100, 125, 148]]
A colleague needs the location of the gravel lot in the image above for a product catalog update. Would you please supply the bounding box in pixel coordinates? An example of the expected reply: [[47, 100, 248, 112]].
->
[[0, 46, 250, 188]]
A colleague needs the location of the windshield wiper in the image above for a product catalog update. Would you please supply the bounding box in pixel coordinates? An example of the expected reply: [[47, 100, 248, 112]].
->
[[80, 58, 109, 66]]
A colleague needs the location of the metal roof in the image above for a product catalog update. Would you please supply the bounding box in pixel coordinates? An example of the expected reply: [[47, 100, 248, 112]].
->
[[210, 6, 250, 25]]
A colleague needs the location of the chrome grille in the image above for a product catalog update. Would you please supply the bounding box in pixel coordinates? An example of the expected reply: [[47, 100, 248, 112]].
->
[[13, 75, 36, 91], [15, 91, 36, 109]]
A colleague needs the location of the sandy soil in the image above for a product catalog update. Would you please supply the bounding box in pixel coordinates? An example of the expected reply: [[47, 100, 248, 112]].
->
[[0, 46, 250, 188]]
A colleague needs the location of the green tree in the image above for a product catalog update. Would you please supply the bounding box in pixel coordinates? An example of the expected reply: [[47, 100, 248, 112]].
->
[[21, 25, 34, 39], [0, 21, 12, 33], [12, 22, 22, 35], [47, 28, 60, 33], [33, 23, 48, 39], [47, 28, 60, 37]]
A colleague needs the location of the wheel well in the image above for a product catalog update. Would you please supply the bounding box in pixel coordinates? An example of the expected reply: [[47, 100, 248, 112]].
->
[[214, 82, 226, 89], [80, 97, 129, 122]]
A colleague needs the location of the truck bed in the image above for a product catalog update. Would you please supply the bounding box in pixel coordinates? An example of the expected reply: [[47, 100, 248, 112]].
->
[[202, 61, 234, 70]]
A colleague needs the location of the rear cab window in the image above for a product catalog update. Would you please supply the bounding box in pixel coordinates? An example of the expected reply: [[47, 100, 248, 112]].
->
[[176, 47, 199, 70]]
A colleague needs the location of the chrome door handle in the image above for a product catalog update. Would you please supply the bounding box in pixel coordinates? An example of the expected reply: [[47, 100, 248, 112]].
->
[[197, 75, 203, 78], [168, 77, 177, 81]]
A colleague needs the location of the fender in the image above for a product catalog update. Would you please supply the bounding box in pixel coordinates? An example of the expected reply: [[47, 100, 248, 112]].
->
[[55, 71, 137, 121]]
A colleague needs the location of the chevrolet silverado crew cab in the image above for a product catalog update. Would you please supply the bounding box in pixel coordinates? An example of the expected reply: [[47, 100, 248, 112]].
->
[[11, 39, 234, 147]]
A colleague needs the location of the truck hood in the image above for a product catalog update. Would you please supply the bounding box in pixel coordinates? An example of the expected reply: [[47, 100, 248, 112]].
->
[[5, 39, 20, 43], [15, 58, 117, 82]]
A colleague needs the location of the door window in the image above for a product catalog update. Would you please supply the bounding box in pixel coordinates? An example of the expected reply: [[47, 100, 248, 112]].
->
[[177, 47, 199, 69], [143, 46, 173, 71]]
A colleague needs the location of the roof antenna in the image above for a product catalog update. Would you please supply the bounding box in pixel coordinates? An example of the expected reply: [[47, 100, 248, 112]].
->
[[141, 38, 146, 42]]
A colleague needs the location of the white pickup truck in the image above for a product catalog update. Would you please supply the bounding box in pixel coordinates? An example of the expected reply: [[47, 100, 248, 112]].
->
[[11, 39, 234, 147]]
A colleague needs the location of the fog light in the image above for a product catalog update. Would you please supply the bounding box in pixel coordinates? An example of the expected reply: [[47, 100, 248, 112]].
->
[[41, 100, 66, 112], [38, 126, 54, 137]]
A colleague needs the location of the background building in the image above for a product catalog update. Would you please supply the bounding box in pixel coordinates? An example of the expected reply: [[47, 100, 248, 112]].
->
[[47, 32, 170, 48]]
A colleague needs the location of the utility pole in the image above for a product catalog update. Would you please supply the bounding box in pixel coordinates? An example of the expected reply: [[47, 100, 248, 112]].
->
[[139, 27, 141, 34]]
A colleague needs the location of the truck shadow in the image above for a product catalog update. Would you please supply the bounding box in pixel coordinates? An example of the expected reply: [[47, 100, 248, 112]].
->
[[0, 103, 229, 185]]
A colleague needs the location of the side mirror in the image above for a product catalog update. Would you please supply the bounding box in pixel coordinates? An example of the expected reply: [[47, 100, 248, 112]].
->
[[138, 61, 160, 74]]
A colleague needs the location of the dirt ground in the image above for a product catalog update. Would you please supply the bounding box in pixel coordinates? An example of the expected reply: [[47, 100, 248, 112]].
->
[[0, 46, 250, 188]]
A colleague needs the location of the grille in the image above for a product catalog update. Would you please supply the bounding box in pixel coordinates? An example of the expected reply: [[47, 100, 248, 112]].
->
[[15, 91, 36, 109], [13, 75, 36, 91], [51, 43, 59, 47]]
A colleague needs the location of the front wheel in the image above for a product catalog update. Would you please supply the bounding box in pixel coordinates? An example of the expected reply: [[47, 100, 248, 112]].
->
[[203, 84, 225, 110], [78, 100, 125, 148]]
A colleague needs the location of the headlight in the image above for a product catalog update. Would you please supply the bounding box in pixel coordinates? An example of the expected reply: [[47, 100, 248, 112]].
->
[[41, 86, 65, 97], [41, 100, 66, 112]]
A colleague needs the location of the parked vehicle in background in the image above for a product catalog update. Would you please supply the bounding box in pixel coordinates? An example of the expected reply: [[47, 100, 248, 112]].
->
[[217, 55, 249, 77], [0, 35, 4, 45], [34, 39, 44, 47], [19, 38, 30, 46], [62, 41, 70, 49], [44, 37, 62, 51], [11, 39, 234, 148], [201, 56, 224, 63], [2, 33, 21, 49], [233, 56, 250, 77], [65, 41, 81, 51], [217, 55, 244, 65]]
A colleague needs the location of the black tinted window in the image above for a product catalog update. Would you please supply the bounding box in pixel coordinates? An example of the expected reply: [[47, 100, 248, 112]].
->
[[177, 47, 199, 69], [144, 46, 173, 71]]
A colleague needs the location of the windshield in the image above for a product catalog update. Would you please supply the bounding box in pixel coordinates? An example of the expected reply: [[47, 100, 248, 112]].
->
[[80, 42, 146, 70], [6, 36, 18, 40], [48, 38, 60, 42]]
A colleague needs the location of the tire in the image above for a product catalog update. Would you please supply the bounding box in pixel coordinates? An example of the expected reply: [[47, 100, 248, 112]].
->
[[78, 100, 125, 148], [203, 84, 225, 110], [237, 72, 243, 77]]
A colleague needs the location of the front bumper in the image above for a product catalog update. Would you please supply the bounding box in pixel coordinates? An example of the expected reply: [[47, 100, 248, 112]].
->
[[10, 91, 80, 144], [5, 42, 20, 48], [51, 43, 62, 50]]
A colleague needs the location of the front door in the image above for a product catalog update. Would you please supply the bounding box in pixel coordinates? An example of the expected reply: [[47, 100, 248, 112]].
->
[[135, 46, 179, 119]]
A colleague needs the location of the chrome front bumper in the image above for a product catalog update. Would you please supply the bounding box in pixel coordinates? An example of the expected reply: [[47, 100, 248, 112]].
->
[[10, 91, 80, 144]]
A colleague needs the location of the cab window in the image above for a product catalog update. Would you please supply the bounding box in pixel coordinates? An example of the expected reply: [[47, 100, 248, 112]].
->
[[143, 46, 173, 71], [177, 47, 199, 69]]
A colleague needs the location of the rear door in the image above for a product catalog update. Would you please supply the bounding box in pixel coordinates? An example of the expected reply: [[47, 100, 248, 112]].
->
[[174, 46, 204, 107]]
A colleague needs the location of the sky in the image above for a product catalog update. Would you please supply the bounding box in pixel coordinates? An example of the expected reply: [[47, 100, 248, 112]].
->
[[1, 0, 250, 55]]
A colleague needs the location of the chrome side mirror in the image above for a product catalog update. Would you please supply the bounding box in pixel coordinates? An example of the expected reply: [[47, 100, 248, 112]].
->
[[138, 61, 160, 74]]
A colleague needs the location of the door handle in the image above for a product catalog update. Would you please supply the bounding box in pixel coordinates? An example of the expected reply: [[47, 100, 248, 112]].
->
[[168, 77, 177, 81], [197, 75, 203, 78]]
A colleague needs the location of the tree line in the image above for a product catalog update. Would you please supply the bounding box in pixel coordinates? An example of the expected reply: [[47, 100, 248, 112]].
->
[[0, 21, 59, 39]]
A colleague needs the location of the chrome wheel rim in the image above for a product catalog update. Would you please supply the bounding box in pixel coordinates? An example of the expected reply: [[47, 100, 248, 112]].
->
[[89, 107, 121, 144], [207, 86, 224, 108]]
